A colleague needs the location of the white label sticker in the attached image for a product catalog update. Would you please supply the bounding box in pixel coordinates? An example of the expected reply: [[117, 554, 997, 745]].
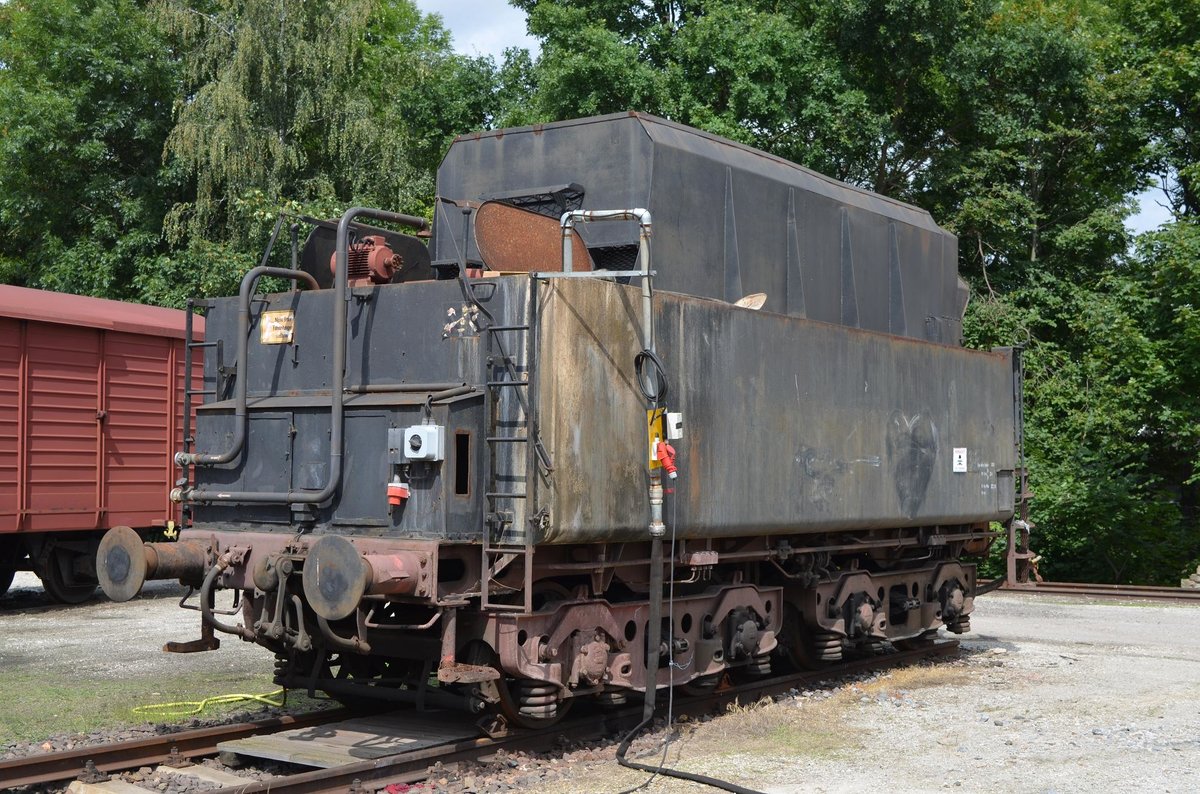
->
[[952, 447, 968, 473]]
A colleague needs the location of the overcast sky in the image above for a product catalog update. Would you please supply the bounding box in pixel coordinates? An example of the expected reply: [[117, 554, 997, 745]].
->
[[415, 0, 1170, 234]]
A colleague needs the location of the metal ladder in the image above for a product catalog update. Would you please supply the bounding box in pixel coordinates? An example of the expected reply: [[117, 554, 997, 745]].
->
[[480, 275, 552, 612]]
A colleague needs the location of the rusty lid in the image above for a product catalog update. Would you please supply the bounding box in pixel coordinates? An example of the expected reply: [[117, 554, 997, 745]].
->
[[474, 202, 593, 273]]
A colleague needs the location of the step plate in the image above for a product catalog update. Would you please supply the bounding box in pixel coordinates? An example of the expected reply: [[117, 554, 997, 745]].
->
[[217, 712, 478, 768]]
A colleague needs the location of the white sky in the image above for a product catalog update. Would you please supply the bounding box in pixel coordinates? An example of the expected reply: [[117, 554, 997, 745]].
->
[[417, 0, 1169, 234], [1127, 185, 1174, 235], [414, 0, 538, 60]]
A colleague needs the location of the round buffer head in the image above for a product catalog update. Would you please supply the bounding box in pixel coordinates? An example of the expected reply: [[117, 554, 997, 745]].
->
[[97, 525, 147, 602], [302, 535, 370, 621]]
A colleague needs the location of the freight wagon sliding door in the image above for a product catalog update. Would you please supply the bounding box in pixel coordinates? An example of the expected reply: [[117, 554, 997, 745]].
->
[[102, 332, 178, 529], [21, 322, 102, 532]]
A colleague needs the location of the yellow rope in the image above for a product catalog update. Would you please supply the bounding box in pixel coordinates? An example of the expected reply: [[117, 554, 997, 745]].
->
[[133, 688, 286, 718]]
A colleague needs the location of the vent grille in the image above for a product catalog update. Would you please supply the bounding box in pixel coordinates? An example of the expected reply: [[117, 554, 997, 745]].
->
[[347, 243, 372, 279]]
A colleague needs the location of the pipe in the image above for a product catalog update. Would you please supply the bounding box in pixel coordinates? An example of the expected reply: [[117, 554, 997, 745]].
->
[[345, 382, 466, 394], [346, 385, 475, 403], [561, 208, 663, 721], [559, 208, 653, 352], [176, 208, 426, 505], [200, 552, 255, 641], [290, 223, 300, 272], [316, 614, 371, 654], [643, 534, 665, 722], [176, 266, 319, 468]]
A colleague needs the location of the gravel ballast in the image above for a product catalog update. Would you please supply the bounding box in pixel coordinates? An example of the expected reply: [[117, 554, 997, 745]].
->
[[3, 574, 1199, 792]]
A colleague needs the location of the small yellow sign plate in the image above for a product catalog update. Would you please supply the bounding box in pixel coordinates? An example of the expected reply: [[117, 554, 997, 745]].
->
[[260, 310, 295, 344], [647, 409, 665, 470]]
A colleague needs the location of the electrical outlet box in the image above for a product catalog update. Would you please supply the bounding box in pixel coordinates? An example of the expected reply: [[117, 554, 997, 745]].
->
[[666, 412, 684, 440], [398, 424, 445, 462]]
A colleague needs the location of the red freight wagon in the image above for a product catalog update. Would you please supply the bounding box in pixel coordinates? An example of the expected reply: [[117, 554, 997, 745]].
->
[[0, 286, 202, 602]]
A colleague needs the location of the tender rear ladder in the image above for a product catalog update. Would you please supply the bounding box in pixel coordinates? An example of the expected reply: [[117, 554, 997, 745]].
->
[[479, 276, 551, 613]]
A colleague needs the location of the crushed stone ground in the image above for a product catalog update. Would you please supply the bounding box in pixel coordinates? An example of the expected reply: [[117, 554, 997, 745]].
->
[[3, 573, 1199, 793]]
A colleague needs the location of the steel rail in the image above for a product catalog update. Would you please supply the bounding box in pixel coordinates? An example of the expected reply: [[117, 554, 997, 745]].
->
[[220, 641, 959, 793], [988, 580, 1200, 602], [0, 708, 346, 788]]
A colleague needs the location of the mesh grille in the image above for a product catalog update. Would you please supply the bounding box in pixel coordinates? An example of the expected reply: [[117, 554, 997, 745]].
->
[[589, 245, 640, 271]]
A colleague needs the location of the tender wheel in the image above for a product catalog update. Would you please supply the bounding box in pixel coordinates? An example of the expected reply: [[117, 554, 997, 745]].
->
[[38, 545, 96, 604], [778, 603, 819, 671], [681, 672, 724, 695], [945, 614, 971, 634], [892, 628, 939, 651], [0, 568, 14, 599]]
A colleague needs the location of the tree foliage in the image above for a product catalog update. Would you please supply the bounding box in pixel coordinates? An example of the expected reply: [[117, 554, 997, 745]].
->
[[0, 0, 179, 298], [141, 0, 500, 306], [1, 0, 1198, 581], [507, 0, 1199, 583]]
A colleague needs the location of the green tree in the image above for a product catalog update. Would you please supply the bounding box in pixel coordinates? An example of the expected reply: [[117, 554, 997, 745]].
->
[[0, 0, 179, 298], [513, 0, 1193, 582], [1116, 0, 1200, 216], [145, 0, 500, 306], [930, 1, 1148, 293]]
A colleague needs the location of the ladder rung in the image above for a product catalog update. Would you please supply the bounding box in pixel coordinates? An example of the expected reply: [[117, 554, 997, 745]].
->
[[487, 325, 530, 332], [187, 389, 217, 396], [485, 491, 527, 499], [486, 546, 533, 555], [486, 436, 528, 443], [486, 380, 529, 387], [188, 341, 219, 348]]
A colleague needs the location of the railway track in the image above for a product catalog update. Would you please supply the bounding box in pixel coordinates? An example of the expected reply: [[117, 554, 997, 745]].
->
[[0, 641, 957, 793], [0, 708, 348, 789], [990, 580, 1200, 602]]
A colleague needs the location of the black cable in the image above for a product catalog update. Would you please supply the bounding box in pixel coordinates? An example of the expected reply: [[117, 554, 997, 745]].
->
[[614, 478, 766, 794], [634, 349, 668, 405], [449, 203, 495, 325]]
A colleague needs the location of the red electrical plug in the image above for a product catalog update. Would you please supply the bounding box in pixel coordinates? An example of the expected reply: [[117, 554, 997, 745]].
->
[[387, 476, 411, 506], [656, 440, 678, 479]]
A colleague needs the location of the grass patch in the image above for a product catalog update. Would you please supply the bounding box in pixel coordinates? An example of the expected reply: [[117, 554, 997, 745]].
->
[[678, 663, 969, 765], [853, 663, 973, 695], [0, 666, 327, 745], [680, 694, 855, 762]]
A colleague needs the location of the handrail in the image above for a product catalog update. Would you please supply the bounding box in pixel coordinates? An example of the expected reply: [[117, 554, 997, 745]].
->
[[559, 208, 654, 353], [175, 208, 428, 506], [176, 266, 317, 468]]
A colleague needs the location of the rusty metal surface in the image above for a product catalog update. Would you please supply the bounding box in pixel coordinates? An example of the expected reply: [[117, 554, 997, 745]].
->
[[474, 201, 592, 272], [536, 278, 1016, 544], [0, 295, 200, 537], [488, 583, 782, 692]]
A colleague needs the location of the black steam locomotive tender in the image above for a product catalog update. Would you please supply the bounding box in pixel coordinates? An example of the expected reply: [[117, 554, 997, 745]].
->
[[97, 113, 1023, 727]]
